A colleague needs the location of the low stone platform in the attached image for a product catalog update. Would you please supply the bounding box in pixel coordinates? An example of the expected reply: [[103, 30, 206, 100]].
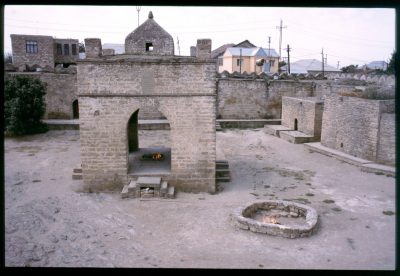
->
[[304, 142, 395, 175], [264, 125, 292, 137], [218, 119, 281, 129], [279, 131, 318, 144], [121, 176, 175, 199]]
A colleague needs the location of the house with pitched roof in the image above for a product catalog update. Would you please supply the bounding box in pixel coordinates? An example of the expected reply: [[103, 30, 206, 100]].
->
[[218, 46, 279, 74], [281, 59, 341, 75]]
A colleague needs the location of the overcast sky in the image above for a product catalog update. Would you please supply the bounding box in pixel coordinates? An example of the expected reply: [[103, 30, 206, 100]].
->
[[3, 5, 396, 67]]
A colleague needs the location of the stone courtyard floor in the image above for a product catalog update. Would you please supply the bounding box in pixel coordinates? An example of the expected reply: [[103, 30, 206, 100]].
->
[[4, 129, 396, 269]]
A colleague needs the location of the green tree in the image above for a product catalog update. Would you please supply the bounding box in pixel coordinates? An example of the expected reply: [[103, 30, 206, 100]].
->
[[79, 42, 85, 53], [4, 75, 48, 136], [4, 53, 12, 64], [386, 51, 395, 75], [341, 64, 359, 73]]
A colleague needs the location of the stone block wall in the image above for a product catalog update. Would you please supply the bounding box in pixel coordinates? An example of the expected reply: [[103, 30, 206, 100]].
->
[[78, 57, 216, 193], [216, 79, 314, 119], [281, 97, 324, 137], [11, 34, 55, 71], [377, 113, 395, 166], [321, 95, 395, 164], [6, 72, 77, 119]]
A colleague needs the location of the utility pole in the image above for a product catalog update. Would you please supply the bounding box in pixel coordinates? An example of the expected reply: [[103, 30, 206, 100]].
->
[[177, 36, 181, 55], [337, 61, 340, 69], [136, 6, 141, 27], [321, 48, 325, 77], [286, 44, 291, 74], [268, 36, 271, 72], [239, 48, 242, 74], [276, 19, 287, 62]]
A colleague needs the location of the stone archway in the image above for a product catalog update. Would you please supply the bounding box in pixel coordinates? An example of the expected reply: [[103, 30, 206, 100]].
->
[[126, 108, 171, 176]]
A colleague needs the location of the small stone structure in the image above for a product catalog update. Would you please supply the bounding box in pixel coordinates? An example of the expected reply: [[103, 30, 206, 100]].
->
[[321, 94, 395, 166], [78, 12, 216, 193], [121, 176, 175, 199], [231, 200, 318, 238], [125, 11, 174, 55], [265, 96, 324, 143]]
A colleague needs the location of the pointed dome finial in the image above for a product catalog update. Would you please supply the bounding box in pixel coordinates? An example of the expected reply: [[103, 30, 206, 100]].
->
[[148, 11, 153, 19]]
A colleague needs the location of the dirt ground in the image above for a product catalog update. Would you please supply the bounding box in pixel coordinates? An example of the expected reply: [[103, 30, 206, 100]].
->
[[4, 129, 396, 269]]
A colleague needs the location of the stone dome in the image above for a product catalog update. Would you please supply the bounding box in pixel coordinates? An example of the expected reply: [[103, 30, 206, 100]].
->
[[125, 11, 175, 55]]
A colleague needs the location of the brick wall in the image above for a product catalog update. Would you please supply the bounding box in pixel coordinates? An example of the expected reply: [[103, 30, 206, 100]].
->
[[78, 57, 216, 193], [377, 113, 395, 166], [53, 38, 79, 64], [281, 97, 324, 137], [321, 95, 395, 164], [7, 72, 77, 119], [216, 79, 314, 119], [11, 34, 54, 71]]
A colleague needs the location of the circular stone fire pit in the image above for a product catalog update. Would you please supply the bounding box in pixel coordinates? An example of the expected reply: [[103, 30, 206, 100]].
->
[[230, 200, 318, 238]]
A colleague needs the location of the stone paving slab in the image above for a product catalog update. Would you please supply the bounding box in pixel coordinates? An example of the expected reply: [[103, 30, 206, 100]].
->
[[361, 163, 395, 175]]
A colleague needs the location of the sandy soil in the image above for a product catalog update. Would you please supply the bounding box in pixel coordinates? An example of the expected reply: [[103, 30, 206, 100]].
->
[[4, 129, 396, 269]]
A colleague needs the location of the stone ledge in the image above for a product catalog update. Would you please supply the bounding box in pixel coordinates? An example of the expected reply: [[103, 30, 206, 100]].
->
[[279, 131, 318, 144], [304, 142, 395, 175]]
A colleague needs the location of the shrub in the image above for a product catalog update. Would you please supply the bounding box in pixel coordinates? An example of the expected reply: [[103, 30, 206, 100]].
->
[[4, 75, 48, 136]]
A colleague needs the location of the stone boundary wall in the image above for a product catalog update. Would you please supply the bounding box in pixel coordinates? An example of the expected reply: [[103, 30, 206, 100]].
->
[[6, 72, 77, 119], [321, 94, 395, 165], [326, 73, 395, 86], [217, 79, 314, 119], [377, 113, 396, 166]]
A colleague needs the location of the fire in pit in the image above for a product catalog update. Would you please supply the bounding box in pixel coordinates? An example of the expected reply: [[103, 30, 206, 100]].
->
[[141, 152, 164, 161], [230, 200, 318, 238]]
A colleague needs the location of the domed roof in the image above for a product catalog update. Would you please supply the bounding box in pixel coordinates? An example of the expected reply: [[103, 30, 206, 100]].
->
[[125, 11, 174, 55]]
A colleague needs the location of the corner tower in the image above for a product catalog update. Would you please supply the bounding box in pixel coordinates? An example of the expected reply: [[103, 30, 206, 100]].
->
[[125, 11, 175, 55]]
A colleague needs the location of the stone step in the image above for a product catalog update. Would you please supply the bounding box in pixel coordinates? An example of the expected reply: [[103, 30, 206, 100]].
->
[[72, 173, 82, 180], [167, 186, 175, 198], [136, 176, 162, 188], [216, 122, 222, 131], [160, 181, 168, 197], [73, 167, 82, 173], [121, 185, 129, 199], [216, 176, 231, 182]]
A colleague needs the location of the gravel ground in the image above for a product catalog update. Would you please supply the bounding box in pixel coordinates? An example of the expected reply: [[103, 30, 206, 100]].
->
[[4, 129, 396, 269]]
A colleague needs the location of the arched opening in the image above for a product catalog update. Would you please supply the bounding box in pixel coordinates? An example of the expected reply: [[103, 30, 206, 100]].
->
[[73, 99, 79, 119], [294, 118, 298, 131], [127, 109, 171, 176]]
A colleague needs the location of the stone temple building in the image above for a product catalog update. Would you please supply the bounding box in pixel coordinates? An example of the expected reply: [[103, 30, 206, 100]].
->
[[77, 12, 217, 194]]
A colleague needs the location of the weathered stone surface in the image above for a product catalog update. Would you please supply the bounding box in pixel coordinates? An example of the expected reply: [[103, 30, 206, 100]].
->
[[231, 200, 318, 238], [125, 12, 174, 56], [321, 94, 395, 165]]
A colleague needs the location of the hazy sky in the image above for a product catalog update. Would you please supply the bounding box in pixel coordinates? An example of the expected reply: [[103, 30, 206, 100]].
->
[[4, 5, 396, 67]]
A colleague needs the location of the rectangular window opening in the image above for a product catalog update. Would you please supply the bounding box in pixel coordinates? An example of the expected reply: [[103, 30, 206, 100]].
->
[[71, 44, 77, 55], [26, 41, 38, 54], [56, 43, 62, 55], [64, 44, 70, 55], [146, 42, 154, 52]]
